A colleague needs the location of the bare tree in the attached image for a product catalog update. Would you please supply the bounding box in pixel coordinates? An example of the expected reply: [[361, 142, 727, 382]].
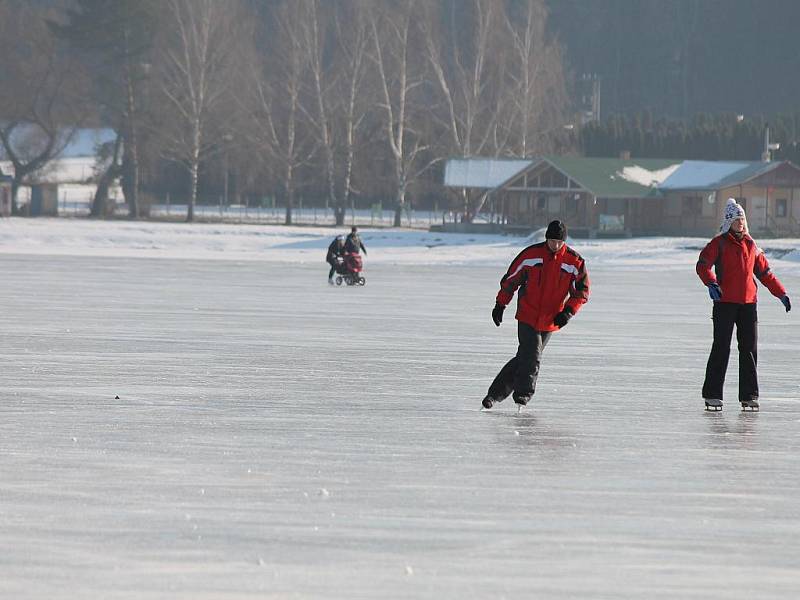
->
[[154, 0, 245, 222], [368, 0, 437, 227], [423, 0, 505, 158], [423, 0, 508, 220], [332, 1, 371, 225], [502, 0, 570, 157], [0, 1, 88, 214], [248, 0, 314, 225], [300, 0, 371, 226], [299, 0, 340, 224]]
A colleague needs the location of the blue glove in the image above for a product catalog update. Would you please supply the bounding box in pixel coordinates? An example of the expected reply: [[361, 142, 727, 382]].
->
[[781, 295, 791, 312], [707, 283, 722, 302]]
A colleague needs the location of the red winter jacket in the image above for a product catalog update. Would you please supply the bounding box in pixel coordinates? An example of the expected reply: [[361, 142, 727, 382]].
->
[[696, 232, 786, 303], [496, 242, 590, 332]]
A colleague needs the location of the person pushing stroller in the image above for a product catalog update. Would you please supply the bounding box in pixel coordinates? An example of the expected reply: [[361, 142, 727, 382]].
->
[[345, 226, 367, 255], [326, 230, 366, 286], [326, 235, 346, 285]]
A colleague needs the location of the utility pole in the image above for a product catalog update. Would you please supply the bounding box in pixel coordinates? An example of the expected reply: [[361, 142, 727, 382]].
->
[[761, 124, 780, 162]]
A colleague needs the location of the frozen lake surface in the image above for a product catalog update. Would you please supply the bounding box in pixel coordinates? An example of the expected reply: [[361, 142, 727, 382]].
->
[[1, 239, 799, 598]]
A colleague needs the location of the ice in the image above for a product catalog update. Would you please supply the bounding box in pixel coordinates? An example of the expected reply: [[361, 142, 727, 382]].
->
[[0, 223, 799, 598]]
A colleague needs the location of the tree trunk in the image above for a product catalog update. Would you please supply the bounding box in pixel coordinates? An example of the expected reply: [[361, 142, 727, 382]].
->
[[123, 60, 140, 219], [284, 162, 294, 225], [91, 165, 120, 218], [91, 135, 123, 218], [340, 126, 356, 227], [127, 134, 140, 219], [187, 160, 198, 222], [394, 185, 405, 227], [10, 159, 44, 215], [284, 187, 294, 225], [121, 149, 138, 218]]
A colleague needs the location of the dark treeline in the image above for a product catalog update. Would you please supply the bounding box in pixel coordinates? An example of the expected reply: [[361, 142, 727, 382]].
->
[[0, 0, 570, 223], [548, 0, 800, 118], [580, 112, 800, 163]]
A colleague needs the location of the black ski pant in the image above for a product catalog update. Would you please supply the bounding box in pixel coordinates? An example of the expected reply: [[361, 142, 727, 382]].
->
[[702, 302, 758, 403], [487, 322, 552, 405]]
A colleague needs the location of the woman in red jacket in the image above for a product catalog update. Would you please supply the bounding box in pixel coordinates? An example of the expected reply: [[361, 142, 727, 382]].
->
[[482, 220, 590, 411], [696, 198, 792, 411]]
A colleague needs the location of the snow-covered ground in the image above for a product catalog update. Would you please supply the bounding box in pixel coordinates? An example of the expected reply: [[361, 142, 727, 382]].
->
[[1, 218, 799, 599], [2, 216, 799, 268]]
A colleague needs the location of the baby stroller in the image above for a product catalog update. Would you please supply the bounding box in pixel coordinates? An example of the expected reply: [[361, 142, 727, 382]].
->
[[334, 252, 365, 286]]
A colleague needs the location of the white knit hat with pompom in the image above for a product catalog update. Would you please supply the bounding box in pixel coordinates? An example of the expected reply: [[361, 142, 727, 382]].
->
[[720, 198, 746, 233]]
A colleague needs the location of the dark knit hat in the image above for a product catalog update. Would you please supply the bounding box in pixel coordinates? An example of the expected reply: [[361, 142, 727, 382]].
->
[[545, 220, 567, 241]]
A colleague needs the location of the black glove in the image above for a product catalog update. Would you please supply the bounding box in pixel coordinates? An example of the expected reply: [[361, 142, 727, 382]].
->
[[491, 303, 505, 327], [553, 307, 574, 328], [781, 295, 791, 312]]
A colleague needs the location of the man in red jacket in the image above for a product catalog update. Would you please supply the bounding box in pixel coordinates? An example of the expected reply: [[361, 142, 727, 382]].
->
[[482, 220, 590, 410], [696, 198, 792, 411]]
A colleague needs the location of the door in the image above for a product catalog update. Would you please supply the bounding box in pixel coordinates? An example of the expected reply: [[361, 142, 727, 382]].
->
[[749, 196, 766, 231]]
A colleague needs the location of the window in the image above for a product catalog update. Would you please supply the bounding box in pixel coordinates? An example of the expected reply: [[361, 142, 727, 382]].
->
[[776, 198, 788, 218], [566, 197, 578, 213], [537, 194, 547, 210], [682, 196, 702, 216], [701, 193, 716, 217]]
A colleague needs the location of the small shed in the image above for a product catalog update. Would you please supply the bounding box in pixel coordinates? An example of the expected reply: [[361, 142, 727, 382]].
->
[[30, 183, 59, 217]]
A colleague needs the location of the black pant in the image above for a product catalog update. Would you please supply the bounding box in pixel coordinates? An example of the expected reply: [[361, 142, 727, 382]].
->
[[487, 322, 552, 405], [702, 302, 758, 403]]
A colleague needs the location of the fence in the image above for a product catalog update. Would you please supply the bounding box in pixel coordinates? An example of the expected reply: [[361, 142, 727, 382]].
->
[[51, 192, 490, 229], [55, 199, 451, 228], [147, 204, 448, 228]]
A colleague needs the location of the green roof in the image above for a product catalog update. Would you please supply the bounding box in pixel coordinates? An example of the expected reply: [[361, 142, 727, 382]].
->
[[543, 156, 681, 198]]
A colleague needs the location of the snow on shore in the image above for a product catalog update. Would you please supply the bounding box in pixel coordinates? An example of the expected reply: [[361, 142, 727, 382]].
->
[[0, 217, 798, 270]]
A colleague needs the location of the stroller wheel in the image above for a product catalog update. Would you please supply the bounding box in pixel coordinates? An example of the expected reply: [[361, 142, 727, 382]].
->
[[335, 276, 343, 286], [358, 276, 366, 286]]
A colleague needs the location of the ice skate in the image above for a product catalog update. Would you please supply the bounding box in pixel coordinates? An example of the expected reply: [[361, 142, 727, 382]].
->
[[704, 398, 722, 411], [740, 398, 759, 411], [513, 394, 530, 413], [481, 395, 497, 409]]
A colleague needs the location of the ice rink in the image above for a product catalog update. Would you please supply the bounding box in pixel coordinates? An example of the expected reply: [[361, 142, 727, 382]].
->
[[1, 232, 799, 598]]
